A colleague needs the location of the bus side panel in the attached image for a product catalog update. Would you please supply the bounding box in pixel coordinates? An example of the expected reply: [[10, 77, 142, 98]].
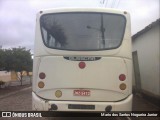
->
[[32, 57, 41, 92], [124, 59, 132, 94]]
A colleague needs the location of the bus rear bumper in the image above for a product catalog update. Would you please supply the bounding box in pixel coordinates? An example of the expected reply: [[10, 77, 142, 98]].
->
[[32, 92, 133, 111]]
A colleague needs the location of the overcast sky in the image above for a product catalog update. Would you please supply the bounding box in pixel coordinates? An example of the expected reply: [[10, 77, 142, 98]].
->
[[0, 0, 159, 53]]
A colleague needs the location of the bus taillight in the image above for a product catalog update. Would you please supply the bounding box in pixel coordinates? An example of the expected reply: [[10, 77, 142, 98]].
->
[[119, 74, 126, 81], [38, 81, 45, 88], [39, 72, 46, 79], [119, 83, 126, 90]]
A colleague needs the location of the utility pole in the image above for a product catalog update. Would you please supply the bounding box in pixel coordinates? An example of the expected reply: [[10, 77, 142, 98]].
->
[[86, 14, 105, 48], [100, 14, 105, 48]]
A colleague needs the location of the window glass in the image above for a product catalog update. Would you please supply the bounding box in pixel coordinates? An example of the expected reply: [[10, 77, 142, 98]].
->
[[40, 13, 126, 51]]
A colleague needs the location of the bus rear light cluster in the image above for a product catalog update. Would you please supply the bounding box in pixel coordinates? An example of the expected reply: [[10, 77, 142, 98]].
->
[[119, 74, 126, 81], [38, 72, 45, 88], [39, 72, 46, 79], [119, 74, 126, 90]]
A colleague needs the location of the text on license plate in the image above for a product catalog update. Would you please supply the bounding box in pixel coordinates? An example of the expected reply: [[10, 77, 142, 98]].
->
[[73, 90, 90, 96]]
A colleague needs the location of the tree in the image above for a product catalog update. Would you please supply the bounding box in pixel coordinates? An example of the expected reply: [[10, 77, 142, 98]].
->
[[0, 47, 33, 85], [0, 49, 5, 70]]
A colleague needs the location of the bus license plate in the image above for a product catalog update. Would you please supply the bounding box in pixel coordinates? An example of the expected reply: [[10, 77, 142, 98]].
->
[[73, 90, 90, 96]]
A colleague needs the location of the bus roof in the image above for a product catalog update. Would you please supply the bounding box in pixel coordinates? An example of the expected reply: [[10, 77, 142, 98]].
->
[[38, 7, 128, 16]]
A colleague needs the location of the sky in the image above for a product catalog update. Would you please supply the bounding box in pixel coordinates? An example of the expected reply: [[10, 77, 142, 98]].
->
[[0, 0, 159, 53]]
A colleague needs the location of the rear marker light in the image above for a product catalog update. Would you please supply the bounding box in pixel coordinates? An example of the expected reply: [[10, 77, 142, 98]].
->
[[119, 74, 126, 81], [124, 11, 127, 14], [55, 90, 62, 98], [39, 72, 46, 79], [119, 83, 126, 90], [79, 62, 86, 69], [38, 81, 45, 88]]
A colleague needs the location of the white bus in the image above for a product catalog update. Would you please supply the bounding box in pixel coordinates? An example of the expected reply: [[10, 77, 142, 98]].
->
[[32, 8, 132, 112]]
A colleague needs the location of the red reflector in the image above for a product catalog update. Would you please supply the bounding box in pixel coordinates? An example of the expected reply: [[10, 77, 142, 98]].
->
[[119, 74, 126, 81], [39, 72, 46, 79], [79, 62, 86, 69]]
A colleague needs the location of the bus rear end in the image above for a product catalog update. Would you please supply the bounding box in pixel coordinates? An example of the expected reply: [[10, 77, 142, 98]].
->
[[32, 8, 132, 111]]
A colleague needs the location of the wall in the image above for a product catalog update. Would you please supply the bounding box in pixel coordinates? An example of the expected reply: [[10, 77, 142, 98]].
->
[[0, 71, 18, 82], [132, 24, 160, 96], [0, 71, 11, 82]]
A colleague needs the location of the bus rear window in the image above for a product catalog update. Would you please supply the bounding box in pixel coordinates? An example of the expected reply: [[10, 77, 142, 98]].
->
[[40, 13, 126, 51]]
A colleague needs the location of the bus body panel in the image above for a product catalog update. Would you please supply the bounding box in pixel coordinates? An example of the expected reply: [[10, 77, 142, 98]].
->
[[35, 56, 130, 101], [32, 92, 133, 111], [33, 8, 132, 111]]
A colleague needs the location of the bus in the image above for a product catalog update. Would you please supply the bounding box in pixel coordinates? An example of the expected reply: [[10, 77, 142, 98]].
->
[[32, 8, 133, 112]]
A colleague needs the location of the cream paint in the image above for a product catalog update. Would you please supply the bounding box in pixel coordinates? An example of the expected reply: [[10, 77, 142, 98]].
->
[[32, 8, 132, 111]]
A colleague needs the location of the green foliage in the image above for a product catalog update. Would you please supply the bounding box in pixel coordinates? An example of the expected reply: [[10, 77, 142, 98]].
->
[[0, 49, 5, 70], [0, 47, 33, 72]]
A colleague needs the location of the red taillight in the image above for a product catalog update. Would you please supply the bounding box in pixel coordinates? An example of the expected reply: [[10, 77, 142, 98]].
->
[[119, 74, 126, 81], [79, 62, 86, 69], [39, 72, 46, 79]]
